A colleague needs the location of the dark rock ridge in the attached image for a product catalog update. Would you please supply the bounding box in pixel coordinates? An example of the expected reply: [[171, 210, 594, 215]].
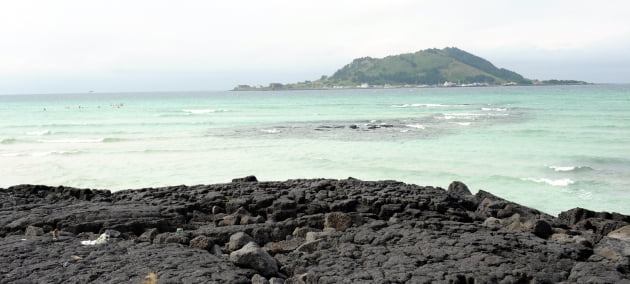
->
[[1, 178, 629, 283]]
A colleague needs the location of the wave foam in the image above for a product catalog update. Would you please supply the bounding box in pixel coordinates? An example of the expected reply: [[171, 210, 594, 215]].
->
[[1, 152, 23, 157], [392, 103, 467, 108], [451, 122, 471, 126], [38, 138, 121, 143], [481, 107, 507, 112], [405, 124, 425, 129], [523, 177, 575, 186], [182, 109, 227, 114], [260, 129, 280, 134], [26, 130, 52, 136], [548, 165, 594, 172]]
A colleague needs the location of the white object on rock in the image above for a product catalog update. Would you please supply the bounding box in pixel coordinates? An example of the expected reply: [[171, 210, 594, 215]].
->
[[81, 233, 110, 245]]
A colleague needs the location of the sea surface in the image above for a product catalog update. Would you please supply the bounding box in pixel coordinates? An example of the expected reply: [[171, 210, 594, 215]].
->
[[1, 85, 629, 215]]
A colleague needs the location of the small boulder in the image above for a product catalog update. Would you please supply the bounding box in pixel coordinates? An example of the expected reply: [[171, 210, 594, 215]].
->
[[482, 217, 502, 229], [232, 175, 258, 182], [497, 205, 515, 219], [227, 232, 254, 251], [137, 228, 159, 242], [269, 278, 284, 284], [25, 225, 45, 236], [189, 236, 214, 250], [229, 242, 278, 277], [594, 237, 630, 261], [153, 232, 190, 245], [324, 212, 352, 231], [448, 181, 472, 196], [607, 225, 630, 242], [251, 274, 269, 284], [378, 204, 403, 219], [218, 215, 239, 226], [532, 220, 553, 239]]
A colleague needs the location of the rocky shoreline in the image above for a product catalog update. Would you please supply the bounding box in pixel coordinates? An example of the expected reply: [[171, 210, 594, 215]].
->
[[1, 177, 629, 283]]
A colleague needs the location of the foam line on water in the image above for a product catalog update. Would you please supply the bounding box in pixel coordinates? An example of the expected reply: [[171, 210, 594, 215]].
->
[[522, 177, 575, 186], [182, 109, 228, 114]]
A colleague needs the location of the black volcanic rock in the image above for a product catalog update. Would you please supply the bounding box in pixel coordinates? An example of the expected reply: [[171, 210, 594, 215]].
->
[[1, 178, 629, 283]]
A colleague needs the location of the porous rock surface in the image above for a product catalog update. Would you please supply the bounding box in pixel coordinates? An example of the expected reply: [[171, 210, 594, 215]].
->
[[1, 178, 629, 283]]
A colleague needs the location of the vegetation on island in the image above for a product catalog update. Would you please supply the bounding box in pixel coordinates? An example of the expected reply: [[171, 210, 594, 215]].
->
[[234, 47, 587, 90]]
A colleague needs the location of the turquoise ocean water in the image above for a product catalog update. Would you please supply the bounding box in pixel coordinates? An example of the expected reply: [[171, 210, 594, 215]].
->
[[1, 85, 629, 215]]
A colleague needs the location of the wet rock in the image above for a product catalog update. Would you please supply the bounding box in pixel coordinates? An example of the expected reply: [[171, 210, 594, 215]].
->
[[229, 242, 278, 277]]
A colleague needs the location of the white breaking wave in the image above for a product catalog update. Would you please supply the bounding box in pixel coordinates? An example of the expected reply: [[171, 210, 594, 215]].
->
[[392, 103, 466, 108], [182, 109, 227, 114], [260, 129, 281, 134], [451, 122, 471, 126], [523, 177, 575, 186], [442, 112, 509, 120], [1, 152, 23, 157], [548, 165, 593, 172], [549, 166, 577, 172], [405, 124, 425, 129], [26, 130, 52, 136], [481, 107, 508, 112]]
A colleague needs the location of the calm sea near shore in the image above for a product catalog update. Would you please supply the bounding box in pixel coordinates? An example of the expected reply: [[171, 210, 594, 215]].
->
[[1, 85, 629, 215]]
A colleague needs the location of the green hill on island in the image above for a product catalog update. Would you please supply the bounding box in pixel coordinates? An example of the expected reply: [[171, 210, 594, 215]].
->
[[235, 47, 585, 90]]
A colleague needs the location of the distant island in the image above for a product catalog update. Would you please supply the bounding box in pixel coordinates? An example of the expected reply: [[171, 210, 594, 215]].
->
[[233, 47, 587, 91]]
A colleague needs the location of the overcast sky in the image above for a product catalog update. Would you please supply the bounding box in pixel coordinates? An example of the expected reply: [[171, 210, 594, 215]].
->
[[1, 0, 629, 94]]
